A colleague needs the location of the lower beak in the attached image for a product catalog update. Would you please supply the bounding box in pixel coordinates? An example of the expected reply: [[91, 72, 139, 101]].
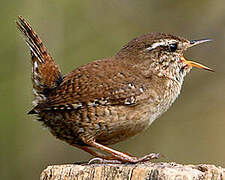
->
[[181, 58, 214, 72]]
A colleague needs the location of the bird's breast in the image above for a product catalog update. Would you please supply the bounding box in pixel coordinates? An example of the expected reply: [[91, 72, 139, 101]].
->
[[94, 79, 182, 145]]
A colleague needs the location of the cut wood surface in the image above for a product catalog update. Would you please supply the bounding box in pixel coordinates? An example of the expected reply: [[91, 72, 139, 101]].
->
[[40, 162, 225, 180]]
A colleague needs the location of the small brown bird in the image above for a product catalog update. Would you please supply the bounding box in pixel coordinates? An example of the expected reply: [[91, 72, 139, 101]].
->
[[16, 16, 213, 163]]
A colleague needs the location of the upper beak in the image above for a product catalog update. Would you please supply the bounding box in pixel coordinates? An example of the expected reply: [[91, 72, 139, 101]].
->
[[189, 39, 212, 48], [181, 38, 214, 72]]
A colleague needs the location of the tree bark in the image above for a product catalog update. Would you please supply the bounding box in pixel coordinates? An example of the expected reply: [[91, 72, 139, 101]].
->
[[40, 162, 225, 180]]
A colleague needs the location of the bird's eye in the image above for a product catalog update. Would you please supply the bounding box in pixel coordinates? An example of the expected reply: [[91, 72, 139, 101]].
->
[[169, 43, 177, 52]]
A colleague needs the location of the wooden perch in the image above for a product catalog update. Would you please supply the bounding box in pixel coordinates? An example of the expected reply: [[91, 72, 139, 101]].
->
[[40, 162, 225, 180]]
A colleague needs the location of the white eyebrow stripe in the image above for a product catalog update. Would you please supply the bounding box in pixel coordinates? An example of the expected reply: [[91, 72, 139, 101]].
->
[[145, 39, 178, 51], [145, 41, 166, 51]]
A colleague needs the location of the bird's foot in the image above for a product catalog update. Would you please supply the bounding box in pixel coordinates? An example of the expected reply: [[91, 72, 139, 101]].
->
[[129, 153, 160, 163], [88, 153, 160, 164], [88, 157, 122, 164]]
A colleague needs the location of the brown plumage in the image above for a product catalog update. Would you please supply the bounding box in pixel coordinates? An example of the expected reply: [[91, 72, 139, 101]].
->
[[17, 16, 212, 163], [16, 16, 63, 106]]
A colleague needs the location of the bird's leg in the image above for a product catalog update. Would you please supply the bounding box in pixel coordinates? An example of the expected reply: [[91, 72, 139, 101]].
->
[[84, 140, 160, 163], [77, 145, 113, 160], [74, 145, 122, 164]]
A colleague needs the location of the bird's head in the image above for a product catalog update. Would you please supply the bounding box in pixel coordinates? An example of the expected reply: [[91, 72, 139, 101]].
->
[[117, 32, 213, 82]]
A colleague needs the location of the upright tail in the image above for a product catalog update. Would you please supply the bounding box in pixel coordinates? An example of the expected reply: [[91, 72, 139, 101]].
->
[[16, 16, 63, 106]]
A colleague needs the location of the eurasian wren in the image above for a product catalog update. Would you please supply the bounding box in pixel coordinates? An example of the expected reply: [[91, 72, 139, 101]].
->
[[16, 16, 213, 163]]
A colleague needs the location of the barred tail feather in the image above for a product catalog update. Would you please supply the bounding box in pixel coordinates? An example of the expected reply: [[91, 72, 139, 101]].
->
[[16, 16, 63, 106]]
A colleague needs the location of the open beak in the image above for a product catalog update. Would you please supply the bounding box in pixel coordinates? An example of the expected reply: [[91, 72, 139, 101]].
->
[[181, 39, 214, 72]]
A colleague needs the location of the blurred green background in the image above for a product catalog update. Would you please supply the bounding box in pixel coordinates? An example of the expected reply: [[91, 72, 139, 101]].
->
[[1, 0, 225, 179]]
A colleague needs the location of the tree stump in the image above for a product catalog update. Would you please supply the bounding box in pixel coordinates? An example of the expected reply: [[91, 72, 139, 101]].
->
[[40, 162, 225, 180]]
